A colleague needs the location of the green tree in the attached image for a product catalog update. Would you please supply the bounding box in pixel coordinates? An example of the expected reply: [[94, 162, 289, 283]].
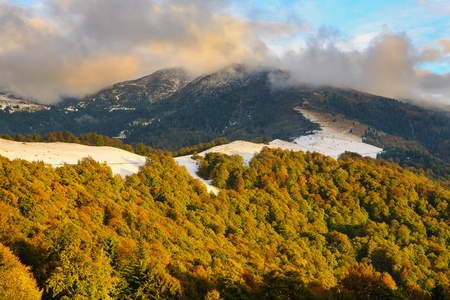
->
[[117, 241, 181, 300]]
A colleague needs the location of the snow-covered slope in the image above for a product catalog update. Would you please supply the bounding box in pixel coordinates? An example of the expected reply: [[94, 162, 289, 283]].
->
[[0, 94, 49, 113], [294, 108, 383, 159], [174, 140, 314, 194], [0, 139, 147, 177], [174, 156, 220, 194]]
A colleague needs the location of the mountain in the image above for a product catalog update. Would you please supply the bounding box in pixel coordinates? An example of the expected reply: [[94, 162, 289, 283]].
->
[[123, 65, 320, 148], [0, 65, 318, 147], [77, 67, 191, 107], [0, 64, 448, 165]]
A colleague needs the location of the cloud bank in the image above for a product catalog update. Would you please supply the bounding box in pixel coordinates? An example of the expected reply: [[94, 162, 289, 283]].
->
[[0, 0, 449, 107]]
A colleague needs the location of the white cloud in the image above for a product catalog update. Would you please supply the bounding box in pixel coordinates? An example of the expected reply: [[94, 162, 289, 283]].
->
[[418, 0, 450, 15], [0, 0, 264, 103]]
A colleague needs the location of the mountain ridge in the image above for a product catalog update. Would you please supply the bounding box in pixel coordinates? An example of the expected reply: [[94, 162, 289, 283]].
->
[[83, 67, 192, 104], [0, 64, 448, 165]]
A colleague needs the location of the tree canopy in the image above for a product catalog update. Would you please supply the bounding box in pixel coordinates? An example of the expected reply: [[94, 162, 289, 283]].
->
[[0, 147, 449, 299]]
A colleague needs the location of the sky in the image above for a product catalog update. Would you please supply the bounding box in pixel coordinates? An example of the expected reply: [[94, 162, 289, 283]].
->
[[0, 0, 449, 108]]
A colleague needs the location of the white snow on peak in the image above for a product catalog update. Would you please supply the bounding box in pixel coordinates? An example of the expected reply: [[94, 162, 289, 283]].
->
[[0, 95, 49, 113]]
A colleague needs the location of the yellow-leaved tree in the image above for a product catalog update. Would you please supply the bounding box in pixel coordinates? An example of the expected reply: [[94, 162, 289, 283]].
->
[[46, 239, 118, 300], [0, 242, 42, 300]]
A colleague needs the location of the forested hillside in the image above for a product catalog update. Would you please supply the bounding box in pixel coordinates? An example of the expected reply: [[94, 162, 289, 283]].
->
[[1, 146, 449, 299]]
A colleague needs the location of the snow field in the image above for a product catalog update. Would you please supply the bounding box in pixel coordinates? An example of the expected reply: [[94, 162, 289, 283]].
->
[[0, 139, 147, 177], [293, 108, 383, 159]]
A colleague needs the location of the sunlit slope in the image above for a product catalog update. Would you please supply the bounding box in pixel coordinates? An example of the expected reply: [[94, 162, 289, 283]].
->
[[0, 139, 146, 177]]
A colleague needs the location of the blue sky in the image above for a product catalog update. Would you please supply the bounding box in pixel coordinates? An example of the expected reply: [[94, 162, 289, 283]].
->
[[230, 0, 450, 73], [1, 0, 449, 106]]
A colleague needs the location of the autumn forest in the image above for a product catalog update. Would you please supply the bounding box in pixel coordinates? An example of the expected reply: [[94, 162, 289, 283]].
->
[[1, 141, 450, 299]]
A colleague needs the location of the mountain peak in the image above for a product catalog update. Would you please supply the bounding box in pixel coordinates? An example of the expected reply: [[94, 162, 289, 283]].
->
[[83, 67, 191, 104]]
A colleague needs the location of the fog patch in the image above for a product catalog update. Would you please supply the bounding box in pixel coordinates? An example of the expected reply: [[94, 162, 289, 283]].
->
[[75, 114, 98, 125]]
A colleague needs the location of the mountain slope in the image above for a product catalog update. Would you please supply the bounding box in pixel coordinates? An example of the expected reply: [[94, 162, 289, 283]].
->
[[0, 65, 320, 148], [0, 64, 448, 166], [125, 65, 319, 148], [0, 92, 49, 113], [304, 88, 450, 160], [79, 67, 191, 107], [0, 138, 147, 177]]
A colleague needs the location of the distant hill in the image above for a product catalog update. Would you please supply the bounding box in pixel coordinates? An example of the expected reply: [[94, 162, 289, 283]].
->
[[0, 64, 448, 164], [0, 91, 49, 113]]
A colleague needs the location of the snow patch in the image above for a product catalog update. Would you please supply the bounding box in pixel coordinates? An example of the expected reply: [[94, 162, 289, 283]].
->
[[65, 106, 78, 112], [114, 130, 129, 139], [0, 96, 49, 113], [174, 156, 219, 194], [0, 139, 147, 177], [294, 108, 383, 159], [108, 106, 136, 112], [130, 118, 155, 126]]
